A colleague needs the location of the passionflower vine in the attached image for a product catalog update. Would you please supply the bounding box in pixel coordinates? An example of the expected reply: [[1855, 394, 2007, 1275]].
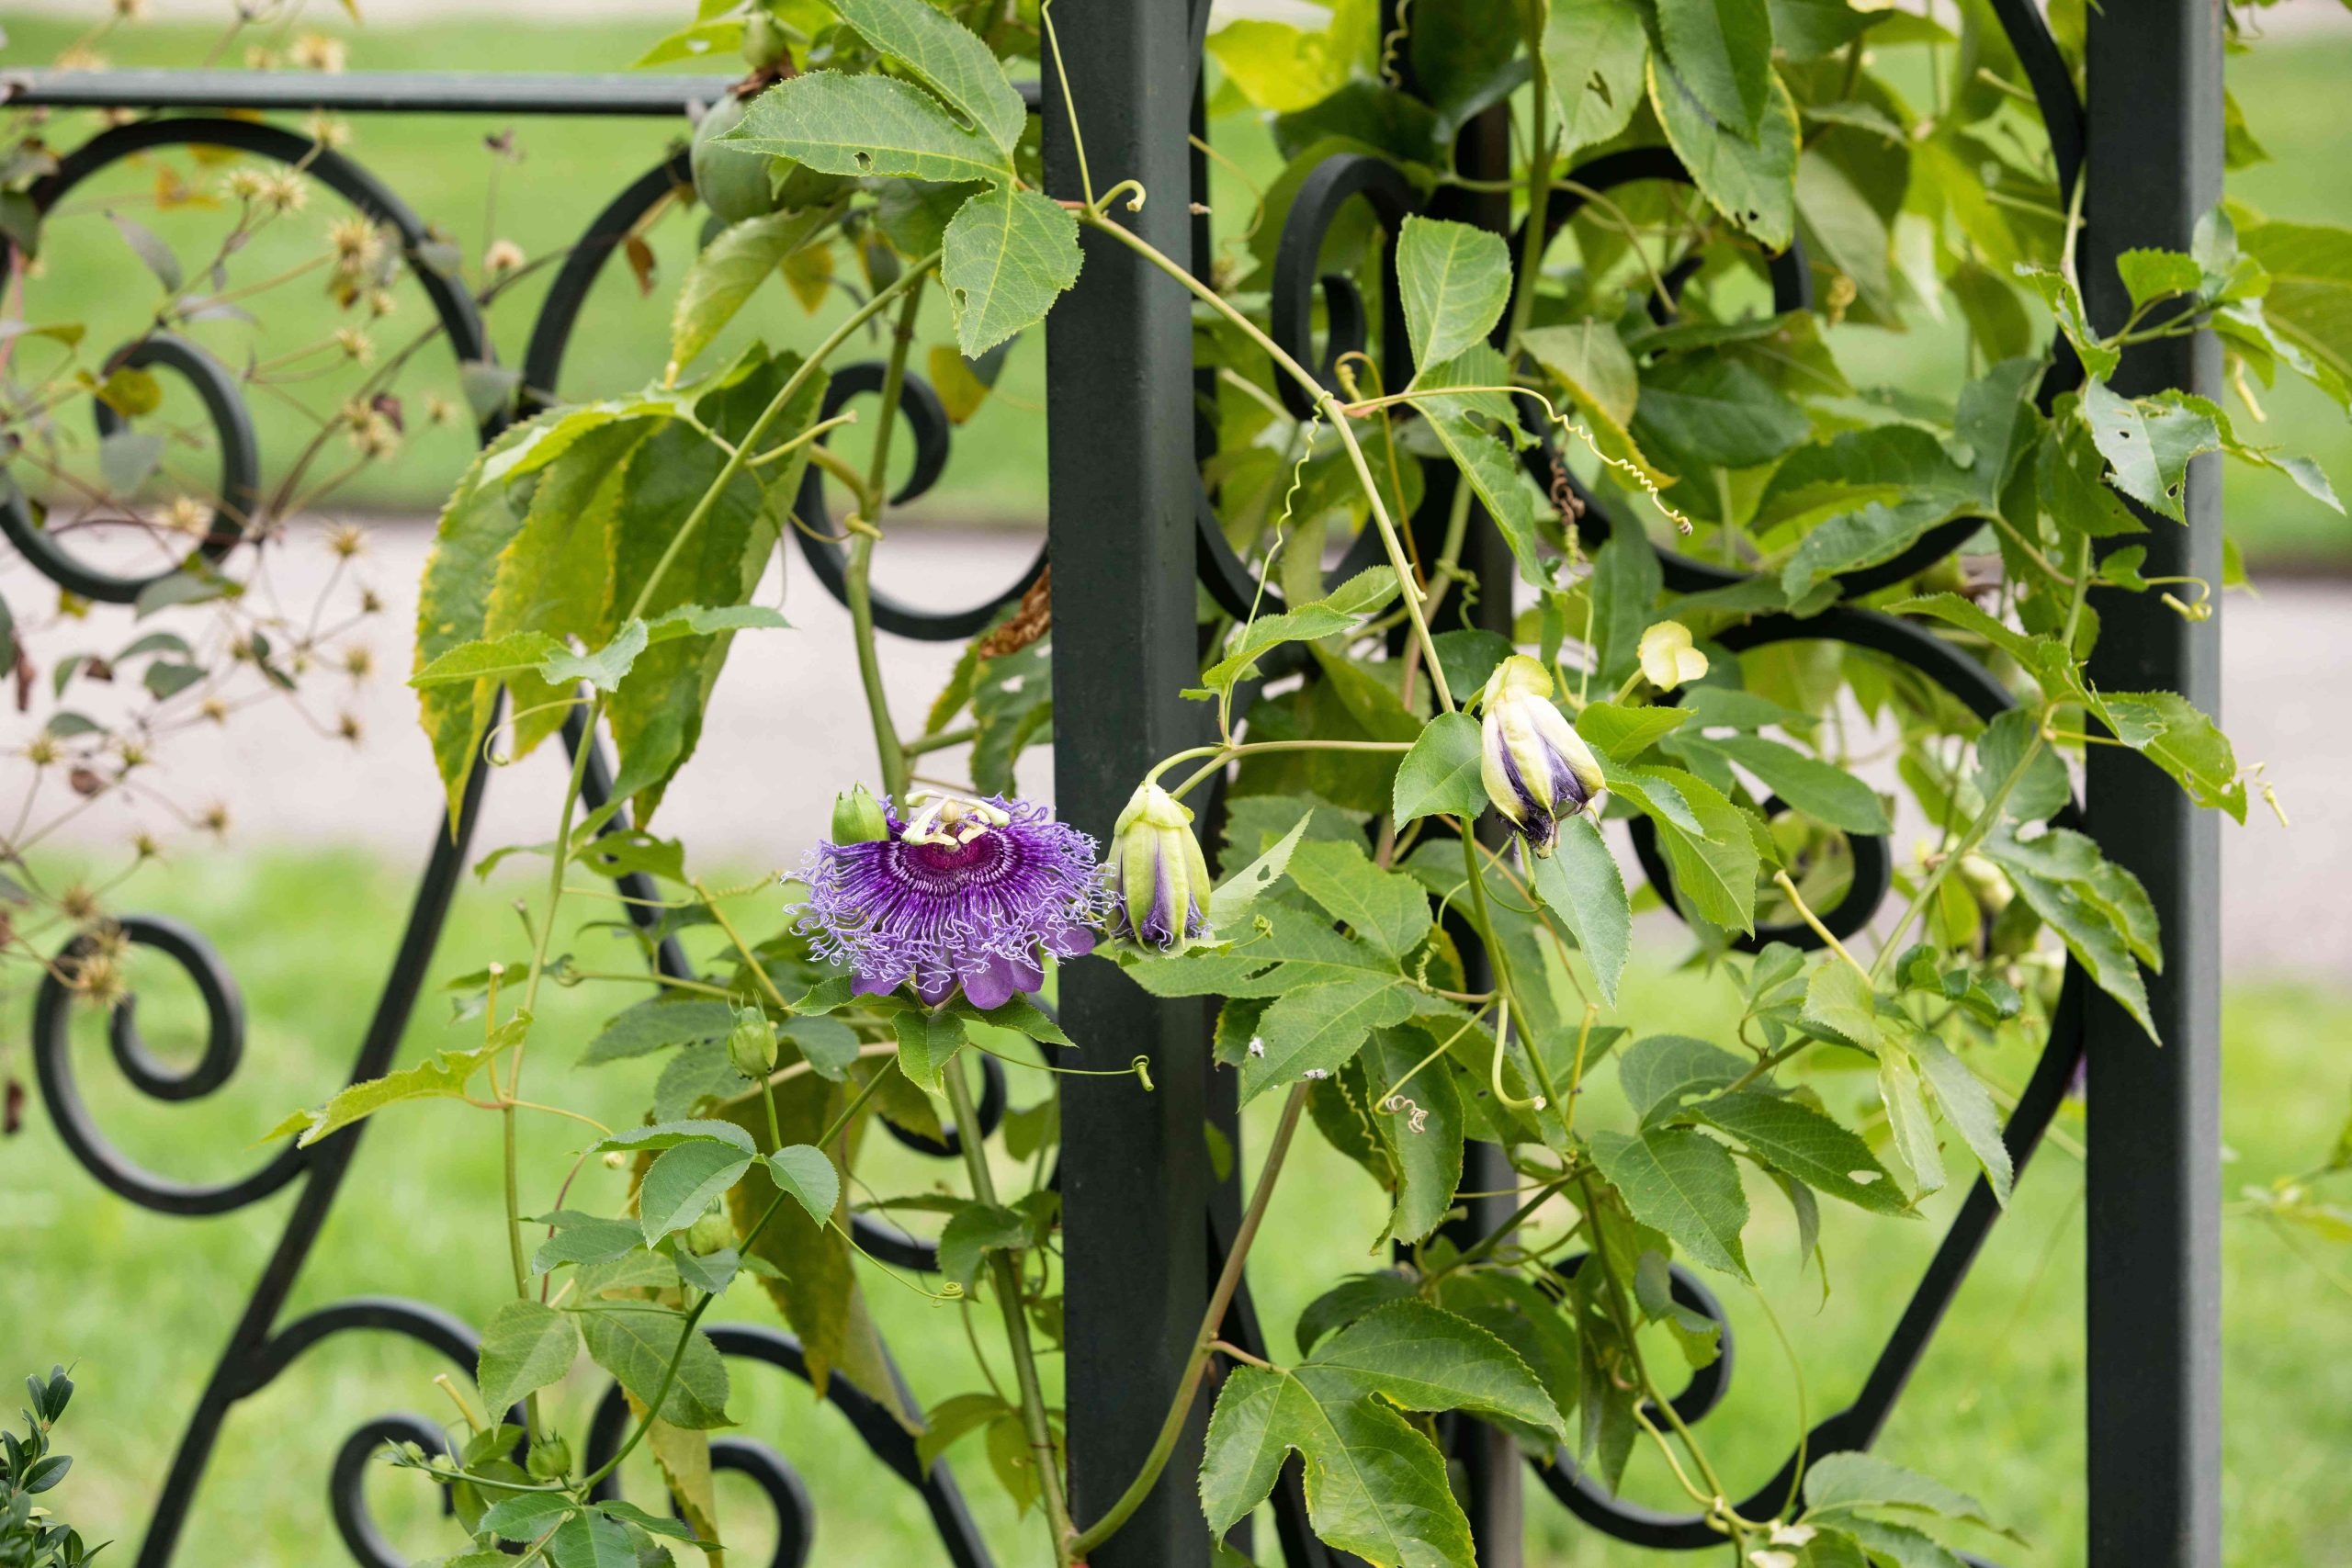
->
[[796, 789, 1109, 1010], [1105, 781, 1213, 955], [1479, 655, 1605, 856]]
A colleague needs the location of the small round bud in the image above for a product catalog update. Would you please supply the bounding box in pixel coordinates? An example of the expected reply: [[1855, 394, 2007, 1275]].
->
[[728, 1005, 778, 1079]]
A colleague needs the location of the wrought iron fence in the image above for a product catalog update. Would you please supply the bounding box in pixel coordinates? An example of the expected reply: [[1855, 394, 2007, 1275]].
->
[[1, 0, 2224, 1563]]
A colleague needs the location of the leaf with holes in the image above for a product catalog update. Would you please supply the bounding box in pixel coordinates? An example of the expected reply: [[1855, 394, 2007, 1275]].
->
[[1543, 0, 1650, 155], [831, 0, 1025, 152], [939, 186, 1082, 356], [1654, 0, 1773, 137], [1649, 59, 1797, 250], [2081, 379, 2222, 523], [1694, 1089, 1909, 1214], [728, 71, 1013, 185]]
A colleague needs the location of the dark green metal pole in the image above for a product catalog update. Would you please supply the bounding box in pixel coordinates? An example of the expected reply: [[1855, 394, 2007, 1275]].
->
[[2082, 4, 2224, 1563], [1045, 1, 1214, 1563]]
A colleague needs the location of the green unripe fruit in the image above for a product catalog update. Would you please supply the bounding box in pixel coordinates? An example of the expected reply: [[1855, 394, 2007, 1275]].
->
[[691, 96, 782, 226], [526, 1436, 572, 1482], [742, 10, 788, 70], [831, 784, 890, 845], [685, 1208, 736, 1256], [728, 1004, 778, 1079]]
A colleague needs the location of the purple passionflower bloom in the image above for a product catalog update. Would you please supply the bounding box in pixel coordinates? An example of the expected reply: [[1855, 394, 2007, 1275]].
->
[[796, 790, 1109, 1010]]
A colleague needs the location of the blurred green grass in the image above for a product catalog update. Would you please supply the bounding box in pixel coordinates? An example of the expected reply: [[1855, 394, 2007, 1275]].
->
[[1, 851, 2346, 1565], [6, 15, 2351, 562]]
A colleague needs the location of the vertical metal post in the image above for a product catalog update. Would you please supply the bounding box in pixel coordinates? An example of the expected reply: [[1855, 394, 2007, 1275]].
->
[[2082, 5, 2224, 1564], [1045, 3, 1214, 1565]]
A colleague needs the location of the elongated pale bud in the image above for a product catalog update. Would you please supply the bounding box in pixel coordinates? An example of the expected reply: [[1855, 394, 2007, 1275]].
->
[[830, 784, 890, 845], [1106, 781, 1214, 955], [1478, 655, 1605, 856]]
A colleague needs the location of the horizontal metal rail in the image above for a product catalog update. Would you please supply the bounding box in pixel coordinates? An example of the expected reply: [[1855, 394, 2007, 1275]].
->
[[0, 68, 740, 116]]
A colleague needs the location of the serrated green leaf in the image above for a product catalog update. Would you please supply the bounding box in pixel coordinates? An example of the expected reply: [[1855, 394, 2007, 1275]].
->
[[765, 1144, 841, 1225], [894, 1009, 968, 1093], [477, 1490, 576, 1543], [669, 206, 839, 377], [547, 1504, 635, 1568], [1392, 711, 1487, 825], [1655, 0, 1772, 137], [1542, 0, 1650, 156], [579, 1307, 730, 1428], [477, 1300, 582, 1417], [1529, 815, 1631, 1006], [1694, 1089, 1907, 1213], [1910, 1034, 2014, 1204], [264, 1043, 499, 1147], [1619, 1033, 1748, 1127], [1649, 58, 1798, 250], [1209, 812, 1314, 930], [1590, 1126, 1751, 1280], [2081, 379, 2221, 524], [728, 71, 1012, 185], [1693, 733, 1890, 834], [1803, 1449, 2018, 1539], [639, 1139, 754, 1245], [830, 0, 1025, 152], [1876, 1039, 1945, 1197], [1801, 961, 1879, 1048], [938, 1201, 1028, 1292], [940, 186, 1082, 356], [582, 998, 738, 1065], [1396, 216, 1512, 370], [1240, 974, 1416, 1107], [1284, 839, 1433, 959]]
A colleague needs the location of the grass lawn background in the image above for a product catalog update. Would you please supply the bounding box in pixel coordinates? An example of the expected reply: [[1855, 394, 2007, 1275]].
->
[[0, 13, 2348, 564]]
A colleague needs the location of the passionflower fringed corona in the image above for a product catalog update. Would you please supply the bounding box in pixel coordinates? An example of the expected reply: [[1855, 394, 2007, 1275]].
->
[[1105, 782, 1213, 955], [1479, 655, 1605, 856], [796, 790, 1109, 1010]]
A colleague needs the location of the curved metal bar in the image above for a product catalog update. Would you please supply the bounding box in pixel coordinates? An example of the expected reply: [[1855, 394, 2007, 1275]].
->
[[582, 1324, 994, 1568], [791, 363, 1046, 640], [330, 1415, 452, 1568], [0, 335, 258, 604], [1269, 152, 1420, 419], [31, 915, 311, 1216], [1984, 0, 2086, 206], [1628, 784, 1894, 957], [520, 154, 690, 412]]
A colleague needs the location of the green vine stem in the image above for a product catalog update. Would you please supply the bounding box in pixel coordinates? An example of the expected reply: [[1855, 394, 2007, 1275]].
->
[[846, 275, 929, 799], [1073, 208, 1457, 713], [944, 1059, 1076, 1562]]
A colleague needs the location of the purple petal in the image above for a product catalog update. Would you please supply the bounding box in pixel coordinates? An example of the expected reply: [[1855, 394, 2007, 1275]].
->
[[854, 967, 905, 998], [1044, 922, 1096, 959]]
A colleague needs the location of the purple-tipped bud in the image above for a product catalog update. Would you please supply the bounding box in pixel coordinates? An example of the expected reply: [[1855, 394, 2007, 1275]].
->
[[1478, 656, 1605, 856], [1106, 782, 1213, 955]]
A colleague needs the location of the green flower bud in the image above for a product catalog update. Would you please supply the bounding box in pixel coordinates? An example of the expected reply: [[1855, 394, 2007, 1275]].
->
[[728, 1004, 777, 1079], [685, 1206, 736, 1256], [831, 784, 890, 845], [526, 1435, 572, 1482], [1106, 781, 1213, 954]]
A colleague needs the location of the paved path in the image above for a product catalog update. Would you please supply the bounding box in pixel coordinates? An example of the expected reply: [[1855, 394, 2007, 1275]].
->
[[24, 520, 2349, 982]]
